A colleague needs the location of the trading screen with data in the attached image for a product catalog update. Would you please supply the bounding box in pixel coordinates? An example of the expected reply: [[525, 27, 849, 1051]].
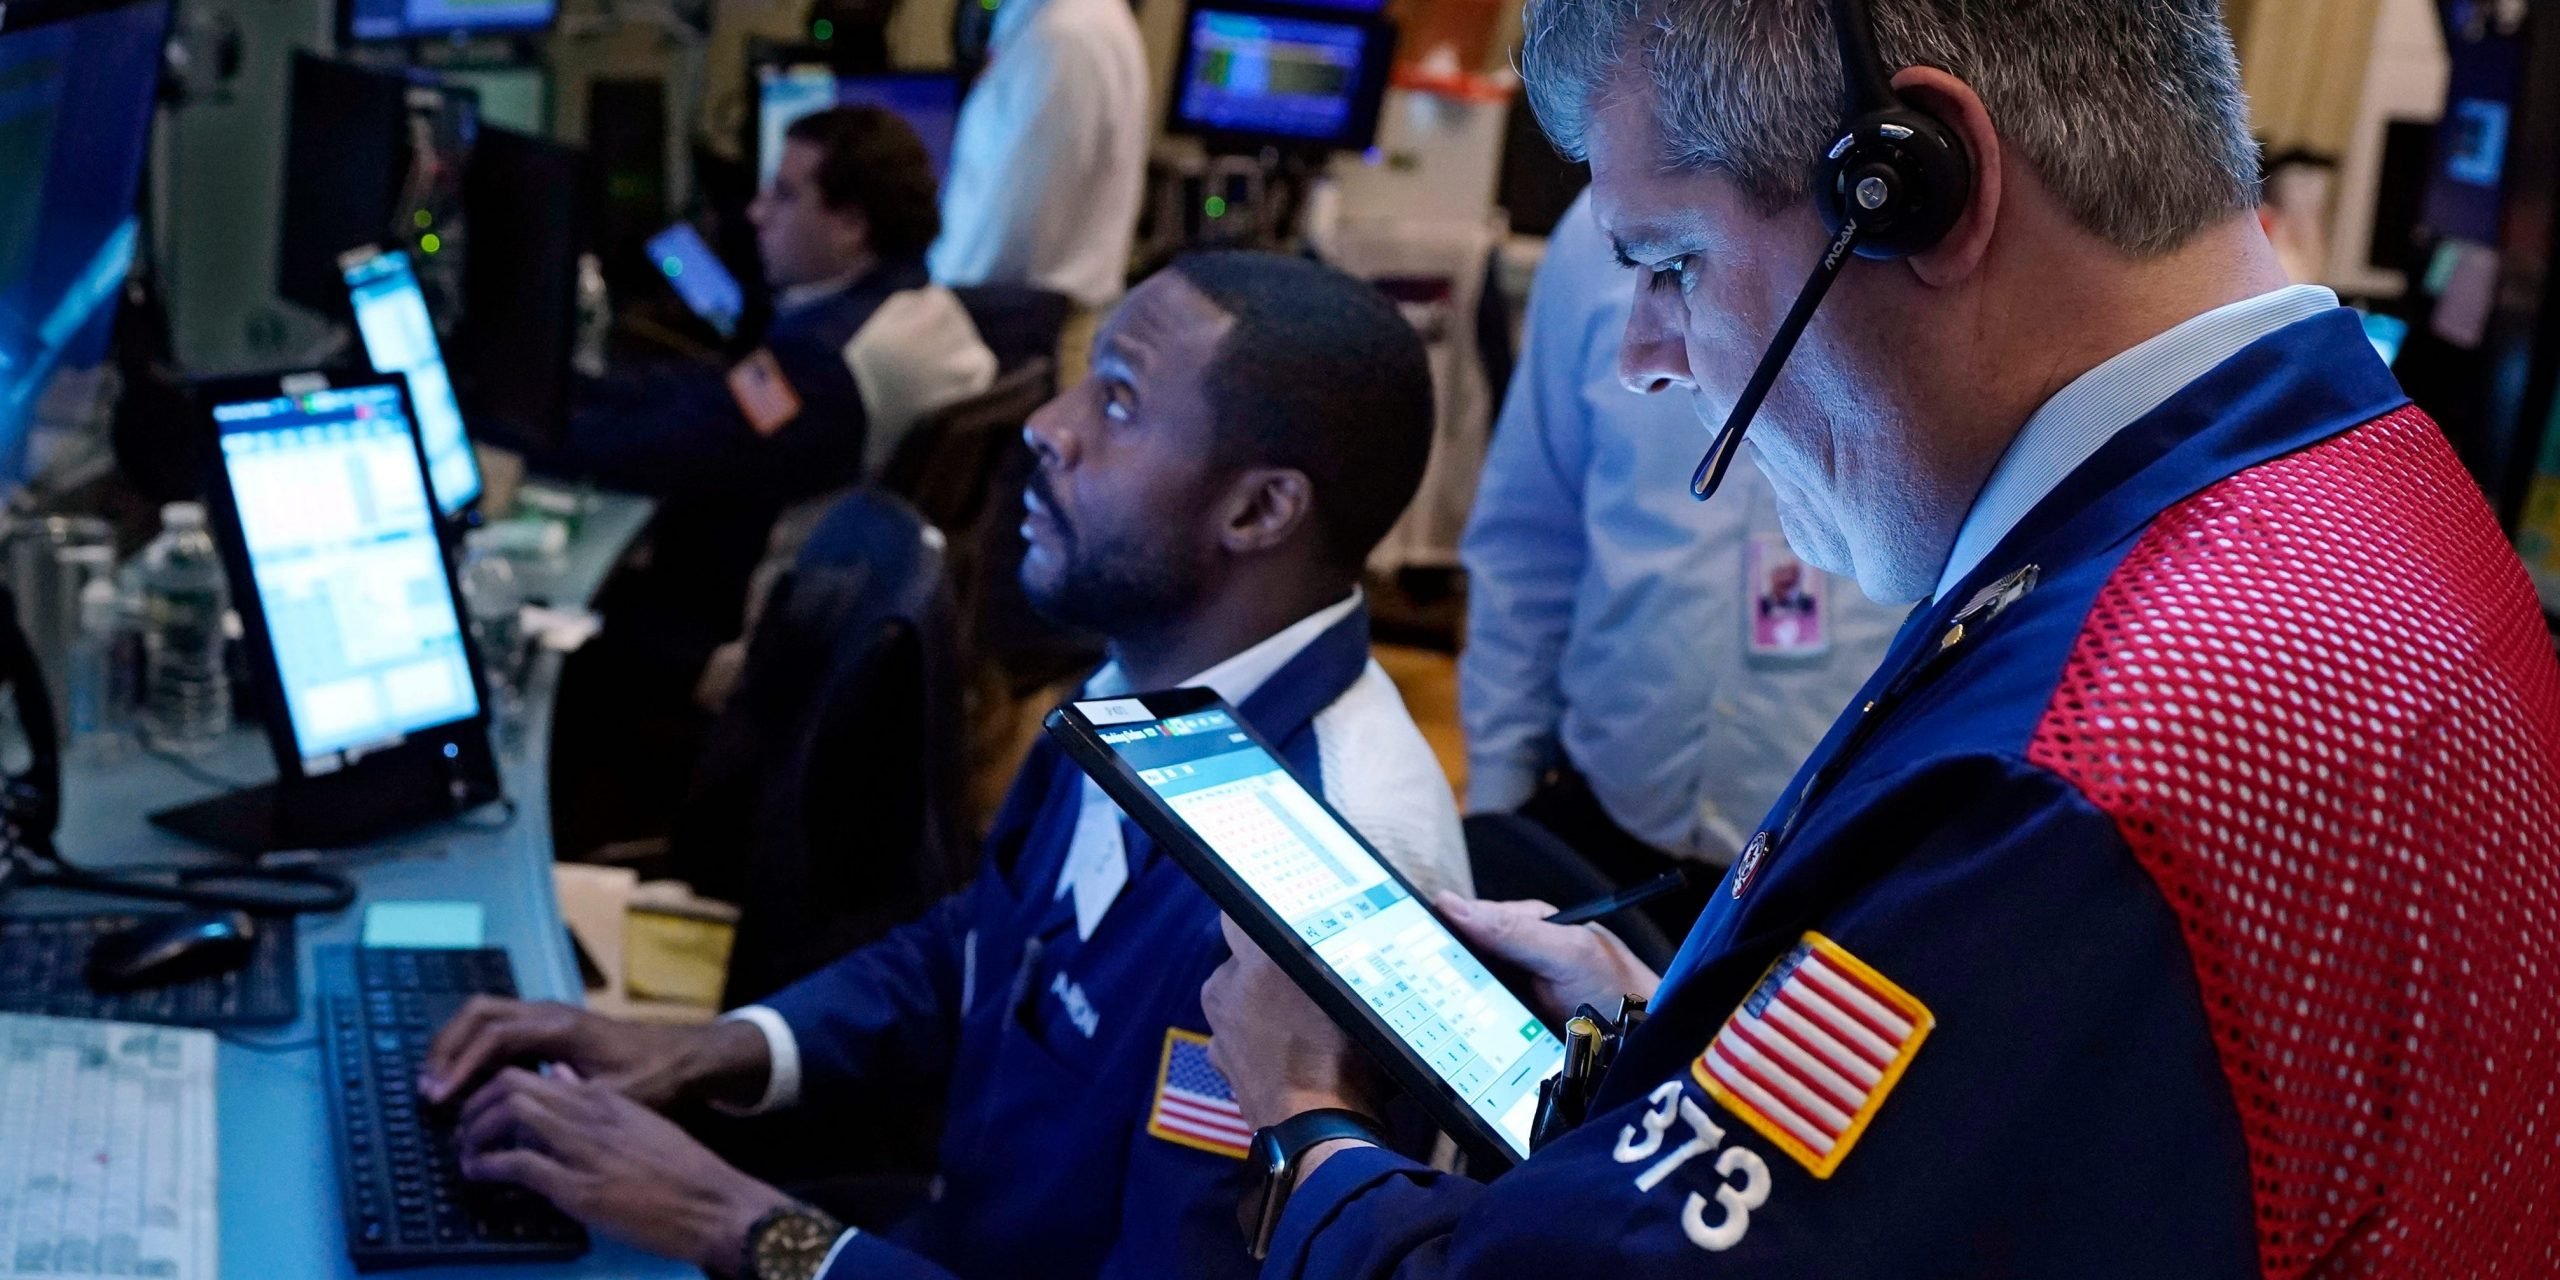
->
[[1174, 9, 1373, 145], [1093, 702, 1565, 1158], [344, 249, 483, 514], [215, 385, 481, 769]]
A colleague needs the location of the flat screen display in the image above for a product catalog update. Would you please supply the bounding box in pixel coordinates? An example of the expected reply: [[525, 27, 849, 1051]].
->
[[213, 383, 481, 770], [344, 0, 553, 42], [342, 248, 482, 514], [0, 0, 170, 485], [755, 69, 961, 190], [1073, 696, 1564, 1162], [1170, 9, 1389, 151]]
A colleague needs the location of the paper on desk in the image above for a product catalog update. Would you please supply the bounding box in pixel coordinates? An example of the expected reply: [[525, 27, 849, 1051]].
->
[[523, 604, 604, 653], [0, 1014, 219, 1279]]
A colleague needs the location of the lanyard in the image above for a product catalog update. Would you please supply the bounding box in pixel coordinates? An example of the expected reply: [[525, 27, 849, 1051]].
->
[[1726, 563, 2041, 901]]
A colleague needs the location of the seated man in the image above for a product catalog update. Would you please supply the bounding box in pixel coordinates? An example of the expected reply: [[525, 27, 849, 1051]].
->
[[420, 251, 1471, 1280], [543, 103, 995, 861]]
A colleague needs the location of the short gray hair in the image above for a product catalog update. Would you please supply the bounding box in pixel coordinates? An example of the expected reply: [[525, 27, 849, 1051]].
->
[[1521, 0, 2260, 256]]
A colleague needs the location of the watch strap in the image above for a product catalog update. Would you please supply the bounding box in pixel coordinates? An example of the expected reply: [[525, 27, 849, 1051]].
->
[[1247, 1109, 1381, 1259]]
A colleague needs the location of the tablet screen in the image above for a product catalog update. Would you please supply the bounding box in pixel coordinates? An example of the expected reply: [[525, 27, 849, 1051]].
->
[[1083, 699, 1564, 1160], [645, 222, 744, 338]]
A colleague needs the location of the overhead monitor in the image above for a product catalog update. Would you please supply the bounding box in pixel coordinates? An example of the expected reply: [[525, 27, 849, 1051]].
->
[[209, 379, 483, 773], [1167, 4, 1394, 153], [341, 247, 483, 514], [342, 0, 556, 43], [753, 64, 962, 189], [0, 0, 173, 486]]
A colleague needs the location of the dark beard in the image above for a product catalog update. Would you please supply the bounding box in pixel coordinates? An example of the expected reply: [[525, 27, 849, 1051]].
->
[[1022, 527, 1205, 635]]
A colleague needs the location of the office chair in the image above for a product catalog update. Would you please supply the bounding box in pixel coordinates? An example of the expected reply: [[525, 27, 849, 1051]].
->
[[949, 285, 1071, 379], [1461, 812, 1679, 973], [668, 490, 970, 1008], [878, 360, 1105, 698]]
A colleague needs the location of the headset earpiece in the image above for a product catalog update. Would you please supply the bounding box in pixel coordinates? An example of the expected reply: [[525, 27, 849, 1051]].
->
[[1811, 105, 1972, 260], [1686, 0, 1977, 501]]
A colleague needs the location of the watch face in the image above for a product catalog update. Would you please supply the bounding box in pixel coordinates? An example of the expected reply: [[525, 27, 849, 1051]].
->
[[753, 1209, 842, 1280]]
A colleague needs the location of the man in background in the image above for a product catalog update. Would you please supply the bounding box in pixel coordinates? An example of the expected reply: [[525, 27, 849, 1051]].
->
[[422, 253, 1470, 1280], [1461, 191, 1898, 933], [926, 0, 1149, 383]]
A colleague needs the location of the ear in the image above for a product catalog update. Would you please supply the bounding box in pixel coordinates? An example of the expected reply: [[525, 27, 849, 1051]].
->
[[834, 205, 873, 258], [1215, 466, 1316, 558], [1890, 66, 2002, 289]]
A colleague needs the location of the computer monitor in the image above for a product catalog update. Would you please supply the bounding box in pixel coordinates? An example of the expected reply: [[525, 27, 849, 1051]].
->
[[341, 246, 484, 515], [752, 63, 962, 189], [341, 0, 556, 42], [206, 376, 485, 775], [453, 126, 584, 453], [277, 53, 479, 316], [0, 0, 172, 486], [1167, 4, 1395, 153]]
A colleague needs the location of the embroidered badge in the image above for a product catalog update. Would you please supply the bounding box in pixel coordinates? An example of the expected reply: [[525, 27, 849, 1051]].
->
[[1146, 1029, 1251, 1158], [1691, 932, 1933, 1178], [726, 349, 803, 436]]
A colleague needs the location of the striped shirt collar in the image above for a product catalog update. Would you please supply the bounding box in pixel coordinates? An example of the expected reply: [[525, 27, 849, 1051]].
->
[[1932, 284, 2341, 601]]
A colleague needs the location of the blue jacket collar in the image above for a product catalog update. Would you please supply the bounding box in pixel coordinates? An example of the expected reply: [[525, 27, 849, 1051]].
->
[[1934, 307, 2407, 618]]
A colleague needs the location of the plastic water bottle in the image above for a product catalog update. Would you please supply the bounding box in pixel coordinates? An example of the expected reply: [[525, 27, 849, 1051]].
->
[[67, 576, 137, 763], [139, 502, 232, 752], [460, 537, 525, 752]]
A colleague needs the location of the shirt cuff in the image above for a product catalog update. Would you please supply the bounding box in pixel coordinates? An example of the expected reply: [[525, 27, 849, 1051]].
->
[[716, 1005, 803, 1116], [813, 1227, 860, 1277], [1464, 758, 1544, 815], [1270, 1143, 1428, 1264]]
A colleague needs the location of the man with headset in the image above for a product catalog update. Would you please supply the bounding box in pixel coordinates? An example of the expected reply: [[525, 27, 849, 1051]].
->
[[1201, 0, 2560, 1275]]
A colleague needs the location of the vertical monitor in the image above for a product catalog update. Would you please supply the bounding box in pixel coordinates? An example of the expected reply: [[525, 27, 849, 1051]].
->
[[754, 67, 961, 189], [1168, 6, 1394, 153], [0, 0, 171, 485], [211, 380, 481, 772], [342, 247, 483, 515], [454, 126, 583, 453]]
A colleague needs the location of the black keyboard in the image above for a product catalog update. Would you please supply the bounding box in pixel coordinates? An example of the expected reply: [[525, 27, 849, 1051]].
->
[[0, 911, 297, 1027], [319, 946, 590, 1271]]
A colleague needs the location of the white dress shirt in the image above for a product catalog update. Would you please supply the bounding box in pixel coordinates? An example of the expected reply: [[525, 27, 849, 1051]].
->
[[926, 0, 1149, 309], [1460, 193, 1904, 862], [1932, 284, 2342, 600], [729, 591, 1470, 1114]]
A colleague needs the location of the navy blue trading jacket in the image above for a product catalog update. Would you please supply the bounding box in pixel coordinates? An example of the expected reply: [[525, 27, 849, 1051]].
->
[[1261, 312, 2560, 1277], [760, 606, 1378, 1280], [549, 260, 926, 506]]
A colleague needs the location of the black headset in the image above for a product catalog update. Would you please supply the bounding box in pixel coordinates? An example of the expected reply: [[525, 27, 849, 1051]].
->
[[1688, 0, 1974, 501]]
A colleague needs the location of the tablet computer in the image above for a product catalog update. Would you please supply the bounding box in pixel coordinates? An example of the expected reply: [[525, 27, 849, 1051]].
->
[[1046, 688, 1567, 1168], [645, 221, 745, 339]]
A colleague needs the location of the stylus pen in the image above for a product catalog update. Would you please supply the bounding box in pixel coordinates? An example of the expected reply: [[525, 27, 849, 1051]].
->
[[1543, 870, 1691, 927]]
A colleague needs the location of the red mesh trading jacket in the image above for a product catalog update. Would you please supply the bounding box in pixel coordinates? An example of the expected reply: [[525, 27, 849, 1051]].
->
[[1261, 309, 2560, 1280]]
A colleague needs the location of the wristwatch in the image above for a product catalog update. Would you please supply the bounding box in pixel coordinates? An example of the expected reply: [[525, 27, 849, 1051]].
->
[[741, 1202, 846, 1280], [1244, 1109, 1381, 1260]]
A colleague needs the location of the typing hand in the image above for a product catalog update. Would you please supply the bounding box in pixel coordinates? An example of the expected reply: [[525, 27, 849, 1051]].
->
[[1201, 915, 1385, 1132], [418, 998, 769, 1110], [1433, 893, 1661, 1026], [453, 1067, 793, 1275]]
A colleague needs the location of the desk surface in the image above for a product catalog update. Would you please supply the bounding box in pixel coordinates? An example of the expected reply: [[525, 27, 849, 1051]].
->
[[22, 491, 693, 1279]]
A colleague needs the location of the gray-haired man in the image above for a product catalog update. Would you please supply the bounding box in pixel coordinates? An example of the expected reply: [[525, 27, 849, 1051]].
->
[[1199, 0, 2560, 1276]]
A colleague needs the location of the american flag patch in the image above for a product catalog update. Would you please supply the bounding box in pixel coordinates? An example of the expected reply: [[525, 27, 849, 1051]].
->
[[1691, 932, 1934, 1179], [1147, 1029, 1251, 1158]]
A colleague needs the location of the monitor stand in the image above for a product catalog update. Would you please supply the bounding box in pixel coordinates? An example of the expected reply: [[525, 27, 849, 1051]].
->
[[148, 769, 501, 857]]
